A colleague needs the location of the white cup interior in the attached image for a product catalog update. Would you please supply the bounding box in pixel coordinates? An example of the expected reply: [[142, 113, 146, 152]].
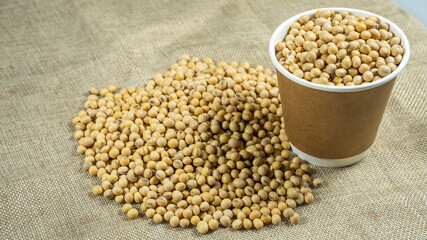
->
[[269, 8, 411, 92]]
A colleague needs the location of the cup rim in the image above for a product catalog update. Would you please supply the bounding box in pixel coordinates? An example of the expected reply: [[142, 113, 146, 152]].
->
[[269, 7, 411, 92]]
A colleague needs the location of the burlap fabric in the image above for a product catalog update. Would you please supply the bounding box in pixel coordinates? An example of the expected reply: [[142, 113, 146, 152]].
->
[[0, 0, 426, 239]]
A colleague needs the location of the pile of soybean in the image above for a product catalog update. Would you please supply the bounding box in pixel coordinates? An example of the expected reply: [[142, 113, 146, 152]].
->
[[276, 9, 405, 86], [73, 55, 323, 234]]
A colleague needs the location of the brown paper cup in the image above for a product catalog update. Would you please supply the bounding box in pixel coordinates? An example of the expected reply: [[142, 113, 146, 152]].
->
[[269, 8, 410, 167]]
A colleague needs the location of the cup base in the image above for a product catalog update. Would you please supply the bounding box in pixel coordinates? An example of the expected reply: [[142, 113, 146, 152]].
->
[[290, 143, 368, 167]]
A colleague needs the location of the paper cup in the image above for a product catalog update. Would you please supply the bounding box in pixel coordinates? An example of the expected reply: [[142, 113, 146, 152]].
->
[[269, 8, 410, 167]]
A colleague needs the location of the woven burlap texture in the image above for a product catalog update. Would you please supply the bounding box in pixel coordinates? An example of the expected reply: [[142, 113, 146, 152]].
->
[[0, 0, 426, 239]]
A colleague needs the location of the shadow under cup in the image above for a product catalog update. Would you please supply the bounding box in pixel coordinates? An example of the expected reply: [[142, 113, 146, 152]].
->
[[269, 8, 410, 167]]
